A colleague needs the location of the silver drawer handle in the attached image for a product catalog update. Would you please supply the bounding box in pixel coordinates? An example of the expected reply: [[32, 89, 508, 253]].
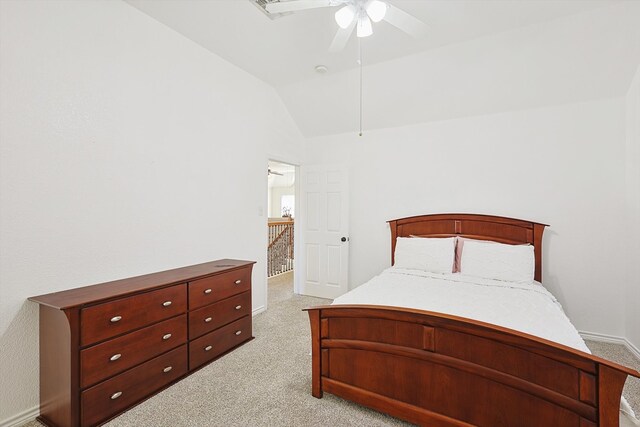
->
[[111, 392, 122, 400], [235, 305, 242, 310], [110, 353, 122, 362], [162, 301, 172, 307], [234, 280, 242, 285], [204, 317, 212, 323], [163, 366, 173, 373], [162, 333, 172, 340], [110, 316, 122, 323], [204, 345, 213, 351], [235, 330, 242, 336], [204, 289, 212, 294]]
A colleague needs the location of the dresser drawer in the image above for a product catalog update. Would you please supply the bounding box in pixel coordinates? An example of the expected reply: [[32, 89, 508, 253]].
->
[[189, 267, 251, 310], [80, 314, 187, 388], [81, 345, 187, 427], [189, 291, 251, 340], [189, 315, 252, 370], [81, 284, 187, 346]]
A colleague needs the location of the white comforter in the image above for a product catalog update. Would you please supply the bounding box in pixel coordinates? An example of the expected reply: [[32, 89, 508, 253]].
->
[[331, 267, 637, 423]]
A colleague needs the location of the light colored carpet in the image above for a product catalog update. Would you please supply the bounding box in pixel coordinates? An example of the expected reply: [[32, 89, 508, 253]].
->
[[23, 271, 639, 426]]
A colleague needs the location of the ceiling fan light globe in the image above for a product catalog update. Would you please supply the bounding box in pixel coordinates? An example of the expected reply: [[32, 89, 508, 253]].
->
[[366, 0, 387, 22], [335, 5, 356, 29], [356, 15, 373, 37]]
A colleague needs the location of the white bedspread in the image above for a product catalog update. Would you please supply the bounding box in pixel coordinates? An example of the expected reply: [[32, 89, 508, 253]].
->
[[331, 267, 638, 423]]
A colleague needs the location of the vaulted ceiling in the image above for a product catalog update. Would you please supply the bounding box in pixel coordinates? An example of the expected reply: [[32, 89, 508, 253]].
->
[[126, 0, 640, 137]]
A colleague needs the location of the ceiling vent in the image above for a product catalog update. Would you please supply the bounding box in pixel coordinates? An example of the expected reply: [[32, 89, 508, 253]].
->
[[252, 0, 293, 20]]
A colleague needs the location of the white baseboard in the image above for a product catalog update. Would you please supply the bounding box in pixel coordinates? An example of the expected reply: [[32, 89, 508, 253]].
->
[[252, 305, 266, 316], [628, 340, 640, 360], [0, 405, 39, 427], [580, 330, 640, 360]]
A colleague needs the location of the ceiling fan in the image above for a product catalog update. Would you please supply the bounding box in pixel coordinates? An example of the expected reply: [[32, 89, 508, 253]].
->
[[265, 0, 427, 52]]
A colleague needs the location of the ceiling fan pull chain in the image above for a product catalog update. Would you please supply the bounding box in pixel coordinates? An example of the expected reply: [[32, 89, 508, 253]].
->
[[359, 36, 363, 137]]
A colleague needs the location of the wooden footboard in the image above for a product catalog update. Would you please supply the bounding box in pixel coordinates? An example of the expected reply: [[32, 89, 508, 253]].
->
[[307, 305, 639, 427]]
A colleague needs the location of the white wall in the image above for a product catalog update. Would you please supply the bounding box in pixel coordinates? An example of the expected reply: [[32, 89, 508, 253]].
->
[[0, 0, 303, 423], [306, 97, 627, 339], [625, 65, 640, 350]]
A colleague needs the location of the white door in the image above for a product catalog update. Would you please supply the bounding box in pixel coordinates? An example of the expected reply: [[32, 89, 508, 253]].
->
[[298, 164, 349, 299]]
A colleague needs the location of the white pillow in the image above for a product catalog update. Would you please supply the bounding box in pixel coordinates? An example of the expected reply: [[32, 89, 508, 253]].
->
[[460, 239, 534, 283], [394, 237, 456, 274]]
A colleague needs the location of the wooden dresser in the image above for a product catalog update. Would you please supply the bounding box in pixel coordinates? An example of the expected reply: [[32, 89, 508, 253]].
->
[[28, 259, 255, 427]]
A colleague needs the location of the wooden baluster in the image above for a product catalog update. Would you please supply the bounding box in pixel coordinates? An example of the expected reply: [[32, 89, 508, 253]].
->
[[267, 221, 295, 277], [288, 224, 293, 263], [268, 223, 274, 277]]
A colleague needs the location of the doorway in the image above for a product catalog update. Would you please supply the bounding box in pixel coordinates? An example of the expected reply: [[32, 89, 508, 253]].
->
[[267, 160, 297, 303]]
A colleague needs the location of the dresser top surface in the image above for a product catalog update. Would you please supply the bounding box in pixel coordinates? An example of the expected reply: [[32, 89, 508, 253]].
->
[[28, 259, 255, 310]]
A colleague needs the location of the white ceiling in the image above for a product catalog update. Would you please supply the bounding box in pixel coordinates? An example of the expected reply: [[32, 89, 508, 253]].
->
[[126, 0, 617, 87], [268, 160, 295, 188], [126, 0, 640, 137]]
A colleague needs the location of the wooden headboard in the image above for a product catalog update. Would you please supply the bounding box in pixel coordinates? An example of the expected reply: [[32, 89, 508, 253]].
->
[[388, 213, 548, 282]]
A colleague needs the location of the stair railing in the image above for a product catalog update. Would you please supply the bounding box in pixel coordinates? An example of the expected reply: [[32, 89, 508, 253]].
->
[[268, 220, 294, 277]]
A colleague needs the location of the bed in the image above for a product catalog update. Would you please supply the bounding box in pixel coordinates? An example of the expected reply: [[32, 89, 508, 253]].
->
[[306, 213, 639, 427]]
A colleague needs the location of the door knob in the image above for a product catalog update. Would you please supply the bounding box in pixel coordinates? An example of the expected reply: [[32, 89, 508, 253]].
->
[[341, 237, 348, 242]]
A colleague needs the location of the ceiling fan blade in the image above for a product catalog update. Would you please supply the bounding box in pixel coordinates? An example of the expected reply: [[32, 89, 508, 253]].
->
[[382, 4, 428, 38], [265, 0, 333, 14], [329, 21, 356, 52]]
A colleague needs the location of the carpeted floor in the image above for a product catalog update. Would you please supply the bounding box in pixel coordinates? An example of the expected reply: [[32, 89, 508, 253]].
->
[[24, 271, 639, 426]]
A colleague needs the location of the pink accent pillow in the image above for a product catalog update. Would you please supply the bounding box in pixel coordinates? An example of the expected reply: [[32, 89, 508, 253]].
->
[[453, 237, 466, 273]]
